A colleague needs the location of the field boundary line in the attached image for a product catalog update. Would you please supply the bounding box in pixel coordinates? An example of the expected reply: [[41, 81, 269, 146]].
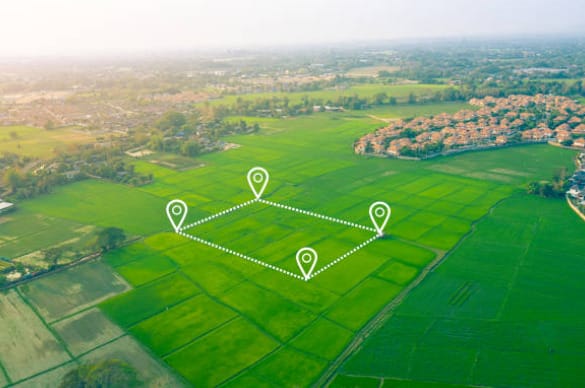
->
[[0, 359, 11, 385], [310, 235, 379, 279], [8, 359, 78, 387], [175, 196, 383, 281], [180, 199, 257, 231], [161, 316, 239, 359], [177, 231, 305, 281], [14, 287, 76, 360], [314, 196, 510, 387], [258, 198, 377, 232]]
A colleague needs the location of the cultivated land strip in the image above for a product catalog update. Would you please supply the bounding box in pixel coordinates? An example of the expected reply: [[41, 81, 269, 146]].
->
[[316, 197, 507, 387]]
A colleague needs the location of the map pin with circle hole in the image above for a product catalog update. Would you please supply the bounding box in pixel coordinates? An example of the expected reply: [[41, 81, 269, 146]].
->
[[247, 167, 269, 199], [166, 199, 188, 232], [296, 247, 318, 281], [369, 201, 391, 237]]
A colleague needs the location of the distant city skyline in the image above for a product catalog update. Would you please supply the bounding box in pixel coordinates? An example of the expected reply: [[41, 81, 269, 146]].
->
[[2, 0, 585, 56]]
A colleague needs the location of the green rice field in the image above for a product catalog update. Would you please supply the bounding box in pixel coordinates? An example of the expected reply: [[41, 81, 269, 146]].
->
[[334, 195, 585, 387], [2, 103, 582, 387]]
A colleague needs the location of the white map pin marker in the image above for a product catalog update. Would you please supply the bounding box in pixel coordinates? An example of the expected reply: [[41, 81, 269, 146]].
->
[[296, 247, 318, 281], [247, 167, 269, 199], [369, 201, 391, 237], [166, 199, 188, 232]]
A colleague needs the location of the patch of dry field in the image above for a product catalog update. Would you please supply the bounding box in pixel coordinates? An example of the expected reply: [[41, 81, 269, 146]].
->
[[0, 290, 71, 382]]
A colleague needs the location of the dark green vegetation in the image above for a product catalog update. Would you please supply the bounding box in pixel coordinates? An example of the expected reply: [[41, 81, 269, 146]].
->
[[334, 195, 585, 387], [59, 359, 140, 388]]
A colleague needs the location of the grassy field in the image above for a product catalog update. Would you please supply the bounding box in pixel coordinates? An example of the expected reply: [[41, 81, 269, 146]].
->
[[363, 102, 473, 119], [129, 151, 205, 171], [0, 290, 70, 382], [334, 195, 585, 387], [2, 103, 580, 386], [206, 83, 451, 107], [19, 261, 130, 322], [0, 126, 96, 158], [93, 113, 574, 385], [0, 208, 97, 262]]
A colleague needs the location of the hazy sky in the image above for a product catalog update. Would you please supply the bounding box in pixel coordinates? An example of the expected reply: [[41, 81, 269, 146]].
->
[[2, 0, 584, 55]]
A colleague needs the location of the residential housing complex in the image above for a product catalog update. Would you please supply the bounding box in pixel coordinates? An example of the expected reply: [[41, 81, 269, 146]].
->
[[355, 94, 585, 158]]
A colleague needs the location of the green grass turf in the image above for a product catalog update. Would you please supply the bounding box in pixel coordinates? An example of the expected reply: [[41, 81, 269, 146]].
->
[[0, 125, 96, 158], [22, 179, 168, 236], [100, 272, 199, 328], [114, 251, 178, 286], [19, 260, 130, 322], [338, 195, 585, 387], [164, 317, 279, 387], [364, 102, 473, 119], [129, 294, 237, 356], [202, 84, 451, 107], [0, 207, 94, 259]]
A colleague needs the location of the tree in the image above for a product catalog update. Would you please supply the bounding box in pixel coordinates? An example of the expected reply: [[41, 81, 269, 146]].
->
[[373, 92, 388, 105], [9, 131, 19, 140], [408, 93, 417, 104], [147, 135, 163, 151], [60, 359, 140, 388], [4, 168, 23, 192], [527, 181, 540, 195], [96, 227, 126, 252], [180, 140, 202, 157], [155, 111, 186, 132], [43, 247, 63, 269], [44, 120, 55, 130]]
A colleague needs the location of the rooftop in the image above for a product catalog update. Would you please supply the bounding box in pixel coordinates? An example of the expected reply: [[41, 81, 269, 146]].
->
[[0, 201, 14, 211]]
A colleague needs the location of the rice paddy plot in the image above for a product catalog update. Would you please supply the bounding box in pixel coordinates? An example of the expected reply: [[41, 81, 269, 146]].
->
[[52, 308, 125, 357], [336, 195, 585, 387], [0, 290, 71, 383], [19, 260, 130, 322]]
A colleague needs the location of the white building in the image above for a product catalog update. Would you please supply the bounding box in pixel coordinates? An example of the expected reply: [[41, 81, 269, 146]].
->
[[0, 200, 14, 214]]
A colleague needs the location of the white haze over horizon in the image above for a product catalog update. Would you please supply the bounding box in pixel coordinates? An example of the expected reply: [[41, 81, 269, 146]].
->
[[1, 0, 584, 56]]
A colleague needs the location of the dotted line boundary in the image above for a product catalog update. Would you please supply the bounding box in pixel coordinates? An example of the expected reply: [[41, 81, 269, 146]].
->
[[180, 199, 257, 231], [258, 199, 377, 233], [174, 196, 382, 281], [309, 235, 379, 279], [177, 231, 305, 281]]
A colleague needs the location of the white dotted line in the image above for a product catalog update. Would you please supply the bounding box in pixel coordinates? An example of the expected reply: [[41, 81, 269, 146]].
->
[[258, 199, 377, 233], [309, 235, 379, 279], [180, 199, 257, 231], [177, 230, 304, 281]]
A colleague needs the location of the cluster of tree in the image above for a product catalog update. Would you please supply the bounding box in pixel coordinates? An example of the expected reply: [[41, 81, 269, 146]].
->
[[210, 84, 477, 119], [60, 359, 140, 388], [0, 226, 126, 288], [398, 142, 445, 158], [96, 227, 126, 252], [3, 167, 72, 199], [1, 148, 151, 200], [81, 157, 152, 186], [527, 168, 569, 198], [145, 111, 258, 156]]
